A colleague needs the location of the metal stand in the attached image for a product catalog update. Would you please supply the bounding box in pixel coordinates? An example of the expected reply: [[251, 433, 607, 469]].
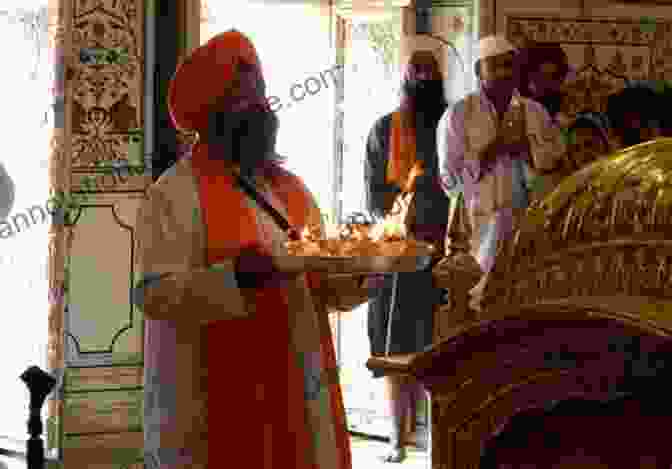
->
[[425, 388, 432, 468], [21, 366, 56, 469], [384, 272, 400, 357]]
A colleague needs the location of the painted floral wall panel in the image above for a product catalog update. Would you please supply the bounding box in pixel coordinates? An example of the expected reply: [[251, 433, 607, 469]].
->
[[50, 0, 146, 466], [70, 0, 143, 168], [507, 17, 672, 116]]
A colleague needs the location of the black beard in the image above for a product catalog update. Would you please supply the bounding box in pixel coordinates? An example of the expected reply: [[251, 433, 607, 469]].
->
[[207, 108, 279, 179], [537, 94, 563, 118], [403, 80, 447, 125], [621, 129, 643, 147]]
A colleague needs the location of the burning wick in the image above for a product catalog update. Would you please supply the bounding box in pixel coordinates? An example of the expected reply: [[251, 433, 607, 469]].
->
[[324, 222, 340, 240], [369, 215, 407, 241]]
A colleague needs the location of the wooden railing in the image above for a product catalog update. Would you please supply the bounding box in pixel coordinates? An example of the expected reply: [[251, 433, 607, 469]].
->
[[0, 366, 58, 469]]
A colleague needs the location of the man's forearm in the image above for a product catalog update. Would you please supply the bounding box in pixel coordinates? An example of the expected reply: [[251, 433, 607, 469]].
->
[[137, 268, 251, 322], [367, 184, 400, 217], [507, 139, 531, 158], [481, 137, 530, 162]]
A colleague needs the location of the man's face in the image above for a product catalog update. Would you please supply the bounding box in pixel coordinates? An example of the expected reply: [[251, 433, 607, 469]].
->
[[529, 61, 564, 97], [206, 61, 279, 176], [402, 52, 446, 121], [407, 54, 442, 81], [569, 127, 608, 168], [480, 52, 516, 97], [224, 61, 267, 113], [480, 52, 515, 83], [620, 111, 662, 147]]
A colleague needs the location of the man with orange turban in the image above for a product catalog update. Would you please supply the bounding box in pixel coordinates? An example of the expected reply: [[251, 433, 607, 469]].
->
[[134, 30, 366, 469], [364, 49, 449, 463]]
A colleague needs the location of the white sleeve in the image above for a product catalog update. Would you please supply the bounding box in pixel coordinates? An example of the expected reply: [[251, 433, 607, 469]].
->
[[437, 102, 468, 196], [134, 186, 251, 323]]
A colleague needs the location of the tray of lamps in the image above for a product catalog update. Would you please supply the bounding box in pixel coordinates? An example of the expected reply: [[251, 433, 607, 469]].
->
[[275, 216, 436, 274]]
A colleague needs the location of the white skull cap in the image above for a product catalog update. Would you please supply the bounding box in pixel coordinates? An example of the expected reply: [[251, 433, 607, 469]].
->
[[477, 35, 517, 61]]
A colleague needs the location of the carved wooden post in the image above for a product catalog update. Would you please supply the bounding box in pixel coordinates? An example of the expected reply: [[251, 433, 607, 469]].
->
[[20, 366, 56, 469], [445, 193, 471, 257]]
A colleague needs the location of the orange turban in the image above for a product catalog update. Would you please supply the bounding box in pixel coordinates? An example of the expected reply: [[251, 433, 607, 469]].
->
[[168, 30, 265, 134]]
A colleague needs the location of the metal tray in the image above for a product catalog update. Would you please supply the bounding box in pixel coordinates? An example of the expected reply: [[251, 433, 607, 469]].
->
[[274, 243, 435, 274]]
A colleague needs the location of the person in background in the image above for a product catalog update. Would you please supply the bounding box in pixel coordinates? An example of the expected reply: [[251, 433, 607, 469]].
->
[[565, 112, 611, 171], [656, 81, 672, 137], [528, 112, 611, 201], [517, 41, 571, 122], [437, 35, 565, 312], [364, 49, 450, 463], [136, 29, 367, 469], [607, 83, 663, 149], [0, 161, 14, 222]]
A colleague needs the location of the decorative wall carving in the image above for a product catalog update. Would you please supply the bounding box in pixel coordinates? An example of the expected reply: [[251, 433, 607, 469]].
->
[[70, 0, 143, 167], [492, 242, 672, 307], [507, 16, 672, 117]]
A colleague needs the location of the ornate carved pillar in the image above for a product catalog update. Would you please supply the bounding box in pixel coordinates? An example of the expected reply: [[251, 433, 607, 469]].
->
[[479, 0, 495, 36], [47, 1, 147, 466], [46, 0, 67, 451]]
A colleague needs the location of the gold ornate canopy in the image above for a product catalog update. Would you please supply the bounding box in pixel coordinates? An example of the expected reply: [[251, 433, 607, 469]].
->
[[487, 138, 672, 307], [543, 138, 672, 213], [528, 137, 672, 240]]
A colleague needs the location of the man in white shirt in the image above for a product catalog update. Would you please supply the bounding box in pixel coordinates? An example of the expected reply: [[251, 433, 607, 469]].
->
[[437, 35, 565, 311]]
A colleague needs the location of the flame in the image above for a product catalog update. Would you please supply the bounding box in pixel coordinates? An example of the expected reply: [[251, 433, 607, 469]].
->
[[298, 217, 407, 243], [353, 229, 366, 241], [370, 215, 407, 241], [324, 222, 340, 240]]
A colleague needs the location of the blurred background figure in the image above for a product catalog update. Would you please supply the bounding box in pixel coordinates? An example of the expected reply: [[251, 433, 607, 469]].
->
[[565, 112, 611, 171], [656, 81, 672, 137], [0, 161, 15, 222], [527, 112, 611, 201], [517, 42, 570, 121], [364, 49, 449, 463], [607, 83, 663, 149]]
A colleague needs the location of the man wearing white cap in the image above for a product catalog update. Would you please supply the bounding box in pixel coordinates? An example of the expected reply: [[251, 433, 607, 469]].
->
[[437, 35, 565, 311]]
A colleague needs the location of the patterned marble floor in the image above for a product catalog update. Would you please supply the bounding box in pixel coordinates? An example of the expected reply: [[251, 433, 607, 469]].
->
[[350, 434, 430, 469]]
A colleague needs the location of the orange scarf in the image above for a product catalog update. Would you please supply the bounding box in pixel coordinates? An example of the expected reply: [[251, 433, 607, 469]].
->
[[192, 146, 350, 469], [386, 110, 417, 190]]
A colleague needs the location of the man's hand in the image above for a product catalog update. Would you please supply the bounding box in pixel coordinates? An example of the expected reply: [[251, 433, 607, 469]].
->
[[498, 112, 527, 146], [235, 248, 297, 289], [365, 274, 388, 290], [480, 134, 528, 163], [403, 161, 425, 193], [480, 117, 529, 164]]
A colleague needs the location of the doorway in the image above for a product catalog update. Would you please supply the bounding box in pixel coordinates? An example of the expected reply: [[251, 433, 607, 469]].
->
[[334, 13, 431, 441]]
